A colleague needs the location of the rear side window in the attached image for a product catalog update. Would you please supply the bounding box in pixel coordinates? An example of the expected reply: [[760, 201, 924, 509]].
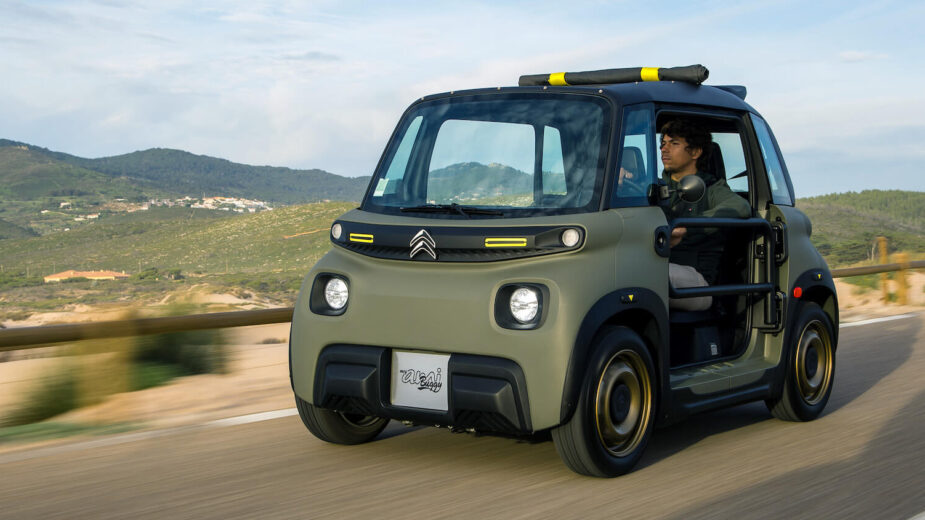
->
[[613, 105, 655, 206], [712, 132, 749, 195], [752, 116, 794, 206]]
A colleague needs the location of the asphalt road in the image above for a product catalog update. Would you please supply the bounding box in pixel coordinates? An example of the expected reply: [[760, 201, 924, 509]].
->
[[1, 315, 923, 519]]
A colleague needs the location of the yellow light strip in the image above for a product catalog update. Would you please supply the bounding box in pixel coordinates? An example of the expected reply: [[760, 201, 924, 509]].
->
[[640, 67, 661, 81], [548, 72, 569, 86], [349, 233, 374, 244], [485, 237, 528, 248]]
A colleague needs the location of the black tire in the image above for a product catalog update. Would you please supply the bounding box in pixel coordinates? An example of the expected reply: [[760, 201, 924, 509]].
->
[[766, 302, 836, 422], [552, 327, 657, 477], [295, 395, 389, 445]]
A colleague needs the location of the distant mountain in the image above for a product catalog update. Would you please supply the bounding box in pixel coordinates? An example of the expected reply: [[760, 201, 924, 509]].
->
[[428, 162, 532, 201], [0, 144, 158, 201], [0, 139, 370, 204]]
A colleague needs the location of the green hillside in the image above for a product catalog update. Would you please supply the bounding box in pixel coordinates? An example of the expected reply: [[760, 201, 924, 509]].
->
[[0, 140, 370, 205], [0, 204, 348, 277], [0, 203, 351, 314], [0, 218, 37, 239], [0, 145, 160, 201], [797, 190, 925, 265]]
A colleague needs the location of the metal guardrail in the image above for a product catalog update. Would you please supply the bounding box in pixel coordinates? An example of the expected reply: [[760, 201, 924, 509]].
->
[[829, 260, 924, 278], [1, 261, 922, 351], [0, 308, 292, 352]]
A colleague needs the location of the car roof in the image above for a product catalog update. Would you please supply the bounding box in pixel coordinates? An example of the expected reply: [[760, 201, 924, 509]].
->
[[596, 81, 756, 112], [421, 81, 757, 114]]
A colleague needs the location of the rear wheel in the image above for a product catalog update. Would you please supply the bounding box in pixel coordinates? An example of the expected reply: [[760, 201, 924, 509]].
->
[[552, 327, 656, 477], [295, 395, 389, 445], [767, 302, 836, 421]]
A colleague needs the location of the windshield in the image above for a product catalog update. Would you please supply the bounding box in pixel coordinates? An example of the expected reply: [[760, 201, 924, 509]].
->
[[362, 93, 612, 217]]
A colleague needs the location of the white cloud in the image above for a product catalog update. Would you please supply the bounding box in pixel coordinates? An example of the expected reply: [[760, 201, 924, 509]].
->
[[838, 50, 889, 62]]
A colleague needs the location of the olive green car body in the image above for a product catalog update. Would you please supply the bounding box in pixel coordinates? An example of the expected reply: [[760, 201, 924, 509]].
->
[[289, 78, 838, 472]]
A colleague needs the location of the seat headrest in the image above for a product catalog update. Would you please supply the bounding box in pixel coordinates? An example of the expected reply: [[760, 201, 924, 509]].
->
[[701, 141, 725, 185], [621, 146, 644, 175]]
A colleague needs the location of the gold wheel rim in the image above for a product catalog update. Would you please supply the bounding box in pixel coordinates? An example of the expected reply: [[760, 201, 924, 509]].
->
[[795, 319, 834, 405], [594, 349, 652, 457]]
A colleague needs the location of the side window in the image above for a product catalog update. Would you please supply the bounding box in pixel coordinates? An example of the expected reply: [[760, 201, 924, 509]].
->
[[613, 105, 655, 204], [712, 132, 749, 195], [374, 116, 422, 197], [542, 126, 566, 195], [752, 116, 794, 206], [655, 125, 750, 197]]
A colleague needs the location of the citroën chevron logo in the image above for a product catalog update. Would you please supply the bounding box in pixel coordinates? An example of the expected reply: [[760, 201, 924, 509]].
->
[[409, 229, 437, 260]]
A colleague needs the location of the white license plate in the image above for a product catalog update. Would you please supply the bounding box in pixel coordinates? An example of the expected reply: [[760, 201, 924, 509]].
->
[[390, 351, 449, 411]]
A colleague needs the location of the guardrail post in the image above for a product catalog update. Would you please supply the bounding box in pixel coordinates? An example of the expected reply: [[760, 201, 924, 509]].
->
[[895, 252, 909, 305], [878, 236, 889, 303]]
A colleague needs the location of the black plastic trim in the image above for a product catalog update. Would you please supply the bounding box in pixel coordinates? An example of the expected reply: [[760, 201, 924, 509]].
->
[[494, 283, 549, 330], [312, 345, 532, 434], [667, 380, 773, 424], [792, 268, 839, 344], [332, 221, 585, 263], [309, 273, 349, 316], [560, 287, 669, 425], [654, 225, 670, 258]]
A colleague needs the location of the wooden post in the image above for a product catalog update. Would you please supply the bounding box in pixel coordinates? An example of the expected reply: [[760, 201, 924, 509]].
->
[[895, 252, 909, 305], [878, 236, 889, 303]]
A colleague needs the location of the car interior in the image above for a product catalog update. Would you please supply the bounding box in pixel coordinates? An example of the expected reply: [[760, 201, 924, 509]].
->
[[658, 113, 758, 368]]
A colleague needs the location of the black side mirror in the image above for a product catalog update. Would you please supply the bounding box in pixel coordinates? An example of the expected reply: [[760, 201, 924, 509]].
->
[[678, 175, 705, 203]]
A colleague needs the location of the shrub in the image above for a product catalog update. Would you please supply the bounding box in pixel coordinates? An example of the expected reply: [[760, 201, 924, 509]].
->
[[1, 306, 229, 427], [131, 305, 229, 375], [1, 365, 81, 427]]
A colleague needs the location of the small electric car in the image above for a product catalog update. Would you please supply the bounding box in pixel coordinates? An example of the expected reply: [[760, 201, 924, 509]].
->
[[289, 65, 837, 477]]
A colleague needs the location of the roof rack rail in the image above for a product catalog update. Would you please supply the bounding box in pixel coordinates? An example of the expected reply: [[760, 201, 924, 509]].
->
[[518, 65, 709, 87]]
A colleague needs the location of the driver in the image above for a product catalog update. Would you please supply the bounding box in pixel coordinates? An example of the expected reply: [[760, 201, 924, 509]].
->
[[660, 119, 751, 311]]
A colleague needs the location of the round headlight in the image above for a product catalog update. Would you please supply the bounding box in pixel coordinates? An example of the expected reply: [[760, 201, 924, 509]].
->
[[331, 223, 343, 240], [510, 287, 539, 323], [324, 278, 348, 310], [561, 228, 580, 247]]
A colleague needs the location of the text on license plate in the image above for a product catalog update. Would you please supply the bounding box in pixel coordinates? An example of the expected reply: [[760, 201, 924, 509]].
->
[[390, 351, 449, 411]]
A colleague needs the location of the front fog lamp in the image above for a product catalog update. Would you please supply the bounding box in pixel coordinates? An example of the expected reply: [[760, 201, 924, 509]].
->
[[510, 287, 539, 323], [324, 277, 349, 310], [561, 228, 581, 247]]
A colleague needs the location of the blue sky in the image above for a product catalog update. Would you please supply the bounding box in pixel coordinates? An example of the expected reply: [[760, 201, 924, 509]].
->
[[1, 0, 922, 197]]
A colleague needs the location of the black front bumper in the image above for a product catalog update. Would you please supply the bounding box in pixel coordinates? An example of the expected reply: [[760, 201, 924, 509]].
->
[[310, 345, 532, 434]]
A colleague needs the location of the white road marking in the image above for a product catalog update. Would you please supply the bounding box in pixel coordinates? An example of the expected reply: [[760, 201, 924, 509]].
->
[[206, 408, 297, 428], [840, 312, 920, 328]]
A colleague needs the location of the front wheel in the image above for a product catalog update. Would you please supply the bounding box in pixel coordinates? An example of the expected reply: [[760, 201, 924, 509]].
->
[[295, 395, 389, 445], [766, 302, 836, 421], [552, 327, 656, 477]]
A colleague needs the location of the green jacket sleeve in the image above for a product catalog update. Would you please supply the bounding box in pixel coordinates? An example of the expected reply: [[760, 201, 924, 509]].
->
[[680, 180, 751, 247], [703, 180, 751, 219]]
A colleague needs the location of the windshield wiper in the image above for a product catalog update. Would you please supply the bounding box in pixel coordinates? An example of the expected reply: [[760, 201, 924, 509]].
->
[[399, 203, 503, 218]]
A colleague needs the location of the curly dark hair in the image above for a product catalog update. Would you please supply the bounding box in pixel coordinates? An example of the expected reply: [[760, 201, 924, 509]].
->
[[660, 119, 712, 173]]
